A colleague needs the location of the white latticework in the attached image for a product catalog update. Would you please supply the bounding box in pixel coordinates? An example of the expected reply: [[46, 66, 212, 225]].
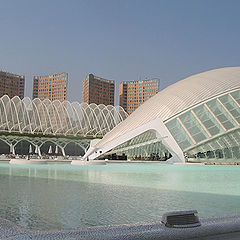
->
[[0, 95, 128, 137]]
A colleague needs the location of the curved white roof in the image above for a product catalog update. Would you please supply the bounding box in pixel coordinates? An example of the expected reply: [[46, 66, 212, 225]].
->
[[97, 67, 240, 148]]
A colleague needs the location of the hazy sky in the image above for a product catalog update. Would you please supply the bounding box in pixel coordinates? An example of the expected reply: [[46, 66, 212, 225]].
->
[[0, 0, 240, 104]]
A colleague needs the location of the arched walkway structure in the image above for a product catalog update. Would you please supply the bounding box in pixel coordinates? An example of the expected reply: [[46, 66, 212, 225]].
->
[[0, 97, 128, 156], [0, 96, 128, 137]]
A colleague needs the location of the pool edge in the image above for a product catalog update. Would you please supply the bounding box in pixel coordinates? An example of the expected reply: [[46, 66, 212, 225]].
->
[[1, 214, 240, 240]]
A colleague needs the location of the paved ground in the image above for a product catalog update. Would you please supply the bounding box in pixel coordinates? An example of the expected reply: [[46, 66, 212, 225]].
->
[[193, 232, 240, 240], [0, 215, 240, 240]]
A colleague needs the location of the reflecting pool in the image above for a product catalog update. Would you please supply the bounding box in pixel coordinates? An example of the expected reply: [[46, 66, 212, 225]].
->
[[0, 163, 240, 230]]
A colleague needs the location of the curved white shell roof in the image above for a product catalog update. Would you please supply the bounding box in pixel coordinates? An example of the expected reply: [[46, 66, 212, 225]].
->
[[97, 67, 240, 148]]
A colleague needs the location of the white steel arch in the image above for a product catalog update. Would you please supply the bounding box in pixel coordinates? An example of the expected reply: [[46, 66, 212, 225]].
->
[[0, 95, 128, 137]]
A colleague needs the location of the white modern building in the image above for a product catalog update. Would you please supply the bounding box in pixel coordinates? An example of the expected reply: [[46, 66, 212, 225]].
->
[[83, 67, 240, 163], [0, 95, 128, 156], [0, 95, 128, 137]]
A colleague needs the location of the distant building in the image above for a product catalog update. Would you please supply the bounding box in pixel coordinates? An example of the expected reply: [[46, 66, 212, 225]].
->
[[0, 71, 25, 99], [33, 73, 68, 101], [119, 78, 160, 114], [83, 73, 115, 105]]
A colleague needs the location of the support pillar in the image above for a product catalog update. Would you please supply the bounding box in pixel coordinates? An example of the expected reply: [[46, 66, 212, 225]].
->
[[61, 147, 66, 157]]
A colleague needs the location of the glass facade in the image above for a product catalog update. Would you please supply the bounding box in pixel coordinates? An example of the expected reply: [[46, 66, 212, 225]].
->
[[192, 105, 224, 136], [102, 89, 240, 161], [104, 130, 171, 161], [166, 118, 193, 150], [165, 89, 240, 160]]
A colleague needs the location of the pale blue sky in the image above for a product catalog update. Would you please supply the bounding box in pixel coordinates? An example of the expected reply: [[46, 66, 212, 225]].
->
[[0, 0, 240, 104]]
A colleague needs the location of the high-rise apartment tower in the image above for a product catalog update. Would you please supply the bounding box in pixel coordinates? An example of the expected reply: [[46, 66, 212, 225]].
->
[[120, 78, 160, 114], [83, 74, 115, 105], [0, 71, 25, 99], [33, 73, 68, 101]]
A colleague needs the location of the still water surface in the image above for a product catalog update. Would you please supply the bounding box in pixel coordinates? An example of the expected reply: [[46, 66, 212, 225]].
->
[[0, 163, 239, 230]]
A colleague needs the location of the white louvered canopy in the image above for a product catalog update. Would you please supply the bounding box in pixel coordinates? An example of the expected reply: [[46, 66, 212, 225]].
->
[[0, 95, 128, 137]]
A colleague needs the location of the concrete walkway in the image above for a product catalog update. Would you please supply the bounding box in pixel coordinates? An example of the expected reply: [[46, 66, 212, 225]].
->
[[194, 232, 240, 240]]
